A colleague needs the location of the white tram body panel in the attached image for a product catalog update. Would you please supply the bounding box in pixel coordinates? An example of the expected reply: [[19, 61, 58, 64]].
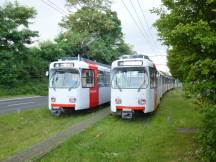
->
[[48, 58, 110, 115]]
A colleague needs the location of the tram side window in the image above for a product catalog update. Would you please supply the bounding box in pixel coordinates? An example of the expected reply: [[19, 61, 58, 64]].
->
[[82, 69, 94, 88], [98, 71, 105, 87], [98, 71, 110, 87], [150, 67, 156, 88], [105, 72, 110, 87]]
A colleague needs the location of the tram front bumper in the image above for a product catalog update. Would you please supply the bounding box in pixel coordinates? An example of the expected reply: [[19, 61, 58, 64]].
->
[[51, 103, 75, 109], [116, 105, 145, 111]]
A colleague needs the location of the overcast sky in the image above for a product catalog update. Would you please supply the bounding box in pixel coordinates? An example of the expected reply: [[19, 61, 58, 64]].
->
[[0, 0, 169, 72]]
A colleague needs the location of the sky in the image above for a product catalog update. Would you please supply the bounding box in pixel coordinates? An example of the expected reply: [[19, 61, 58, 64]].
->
[[0, 0, 169, 72]]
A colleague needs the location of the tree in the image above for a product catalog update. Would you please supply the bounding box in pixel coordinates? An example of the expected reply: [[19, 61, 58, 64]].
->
[[57, 0, 132, 64], [0, 2, 38, 85], [66, 0, 111, 10], [153, 0, 216, 103], [153, 0, 216, 161], [56, 31, 90, 57]]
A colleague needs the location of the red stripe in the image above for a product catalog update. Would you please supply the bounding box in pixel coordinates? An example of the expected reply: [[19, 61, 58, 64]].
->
[[51, 104, 75, 108], [116, 106, 145, 110], [86, 62, 99, 108]]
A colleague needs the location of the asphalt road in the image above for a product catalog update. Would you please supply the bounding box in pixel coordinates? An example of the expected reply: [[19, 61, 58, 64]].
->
[[0, 96, 48, 114]]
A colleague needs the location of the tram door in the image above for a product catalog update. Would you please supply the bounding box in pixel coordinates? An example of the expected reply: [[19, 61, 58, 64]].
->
[[87, 63, 99, 108]]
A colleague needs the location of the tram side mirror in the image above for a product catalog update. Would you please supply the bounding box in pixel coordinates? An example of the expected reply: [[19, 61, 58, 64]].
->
[[46, 71, 49, 77]]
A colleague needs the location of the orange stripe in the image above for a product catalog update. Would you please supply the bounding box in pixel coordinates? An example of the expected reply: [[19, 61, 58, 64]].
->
[[51, 104, 75, 108], [116, 106, 145, 110]]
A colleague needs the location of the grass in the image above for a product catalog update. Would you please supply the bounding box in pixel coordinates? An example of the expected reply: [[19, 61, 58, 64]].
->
[[0, 107, 104, 160], [39, 89, 202, 162]]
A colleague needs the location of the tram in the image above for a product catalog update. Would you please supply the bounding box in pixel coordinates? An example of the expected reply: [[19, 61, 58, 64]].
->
[[48, 57, 110, 116], [110, 54, 177, 119]]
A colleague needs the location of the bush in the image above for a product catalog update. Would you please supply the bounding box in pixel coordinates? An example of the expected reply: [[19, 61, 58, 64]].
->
[[0, 81, 48, 97], [197, 104, 216, 162]]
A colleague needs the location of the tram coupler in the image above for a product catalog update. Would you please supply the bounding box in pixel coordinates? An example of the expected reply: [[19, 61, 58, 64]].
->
[[52, 108, 63, 117], [121, 110, 134, 119]]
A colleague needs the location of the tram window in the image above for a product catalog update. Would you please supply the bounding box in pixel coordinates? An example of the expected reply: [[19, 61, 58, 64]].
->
[[82, 69, 94, 88], [105, 72, 110, 86], [98, 71, 105, 87], [98, 71, 110, 87], [150, 67, 157, 88]]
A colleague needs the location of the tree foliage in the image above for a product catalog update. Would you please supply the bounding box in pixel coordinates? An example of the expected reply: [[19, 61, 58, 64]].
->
[[0, 2, 38, 85], [153, 0, 216, 103], [153, 0, 216, 161], [58, 1, 132, 63], [66, 0, 111, 10], [0, 0, 131, 88]]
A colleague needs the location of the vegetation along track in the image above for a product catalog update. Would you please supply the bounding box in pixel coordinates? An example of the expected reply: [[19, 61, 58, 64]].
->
[[0, 107, 109, 162], [39, 89, 202, 162]]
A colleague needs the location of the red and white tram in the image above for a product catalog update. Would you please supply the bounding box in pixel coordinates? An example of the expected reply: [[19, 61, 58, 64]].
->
[[48, 57, 110, 116], [111, 54, 177, 119]]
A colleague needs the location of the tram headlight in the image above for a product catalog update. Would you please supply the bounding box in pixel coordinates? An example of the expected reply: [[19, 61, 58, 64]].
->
[[138, 99, 146, 105], [115, 98, 122, 104], [51, 97, 56, 102], [69, 97, 76, 103]]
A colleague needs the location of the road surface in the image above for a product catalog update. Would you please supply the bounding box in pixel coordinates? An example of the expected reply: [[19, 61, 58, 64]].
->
[[0, 96, 48, 114]]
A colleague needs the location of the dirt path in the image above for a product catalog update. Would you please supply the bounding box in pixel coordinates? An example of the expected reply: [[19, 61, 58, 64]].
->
[[2, 108, 110, 162]]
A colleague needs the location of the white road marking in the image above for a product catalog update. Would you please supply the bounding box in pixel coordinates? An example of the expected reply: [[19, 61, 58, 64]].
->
[[7, 102, 36, 107]]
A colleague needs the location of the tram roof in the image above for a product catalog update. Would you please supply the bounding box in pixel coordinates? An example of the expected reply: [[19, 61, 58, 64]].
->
[[49, 56, 111, 70], [112, 54, 155, 69]]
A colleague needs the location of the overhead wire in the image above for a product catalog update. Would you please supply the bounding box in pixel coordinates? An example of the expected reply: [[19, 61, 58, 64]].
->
[[47, 0, 70, 15], [40, 0, 67, 16], [40, 0, 166, 59], [136, 0, 160, 51], [137, 0, 162, 55], [120, 0, 168, 69], [120, 0, 154, 52], [128, 0, 156, 53]]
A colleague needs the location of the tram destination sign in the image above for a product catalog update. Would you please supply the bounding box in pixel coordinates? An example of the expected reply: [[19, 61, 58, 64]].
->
[[54, 63, 74, 68], [118, 60, 143, 66]]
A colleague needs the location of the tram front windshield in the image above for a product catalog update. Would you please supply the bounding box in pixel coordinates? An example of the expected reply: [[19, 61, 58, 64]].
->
[[112, 67, 148, 89], [50, 69, 80, 88]]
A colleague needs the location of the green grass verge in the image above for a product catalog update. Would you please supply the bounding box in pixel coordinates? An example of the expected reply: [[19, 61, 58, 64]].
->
[[0, 81, 48, 98], [39, 89, 202, 162], [0, 108, 102, 160]]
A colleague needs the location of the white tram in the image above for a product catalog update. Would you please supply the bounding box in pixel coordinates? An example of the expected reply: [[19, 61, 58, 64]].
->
[[48, 57, 110, 116], [111, 54, 177, 119]]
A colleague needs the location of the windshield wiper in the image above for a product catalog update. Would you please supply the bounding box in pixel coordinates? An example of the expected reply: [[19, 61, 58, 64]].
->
[[68, 82, 77, 91], [52, 79, 56, 91], [50, 72, 56, 91], [111, 71, 123, 92], [138, 80, 146, 92], [115, 80, 122, 92]]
